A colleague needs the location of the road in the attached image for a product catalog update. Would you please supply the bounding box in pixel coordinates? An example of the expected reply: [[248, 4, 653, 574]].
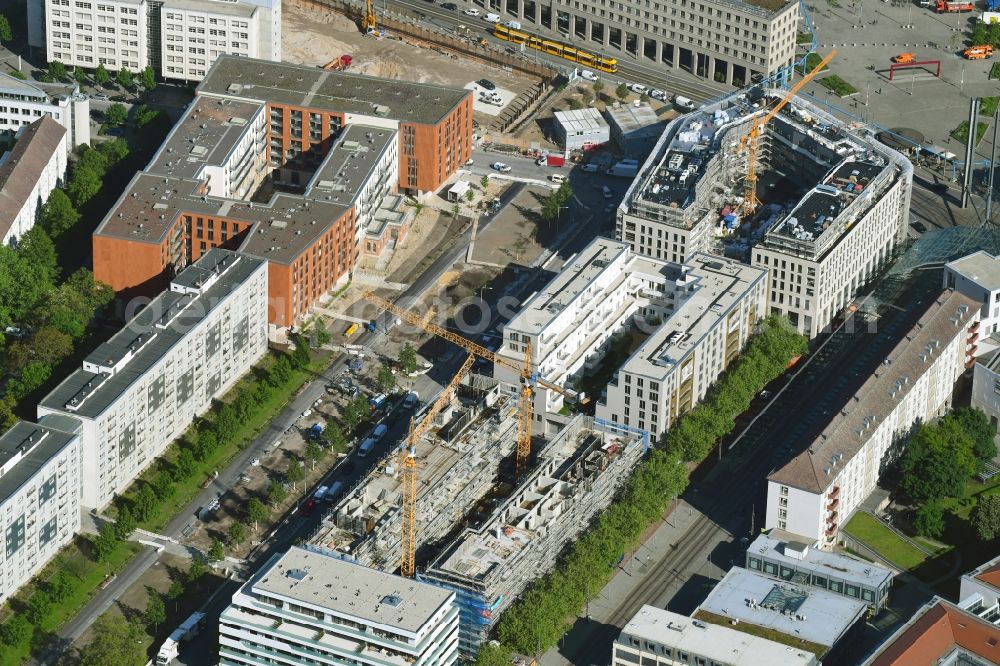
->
[[378, 0, 731, 102], [541, 269, 943, 665]]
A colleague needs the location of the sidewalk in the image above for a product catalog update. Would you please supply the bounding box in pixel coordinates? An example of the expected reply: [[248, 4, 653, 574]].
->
[[539, 499, 729, 666]]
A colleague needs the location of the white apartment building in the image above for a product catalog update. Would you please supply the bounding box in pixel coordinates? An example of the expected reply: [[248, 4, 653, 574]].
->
[[42, 0, 280, 82], [972, 352, 1000, 434], [0, 116, 68, 246], [496, 238, 766, 437], [765, 288, 980, 545], [613, 605, 819, 666], [161, 0, 281, 81], [0, 415, 83, 604], [219, 546, 459, 666], [0, 73, 90, 150], [945, 251, 1000, 353], [618, 91, 911, 338], [37, 250, 268, 509], [45, 0, 148, 72], [488, 0, 798, 85]]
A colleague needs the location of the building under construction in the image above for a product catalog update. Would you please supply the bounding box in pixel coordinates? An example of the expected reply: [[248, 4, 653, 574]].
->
[[307, 376, 645, 659], [420, 416, 645, 657], [616, 87, 913, 339]]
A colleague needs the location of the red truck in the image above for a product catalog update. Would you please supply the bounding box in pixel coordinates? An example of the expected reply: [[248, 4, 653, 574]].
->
[[535, 153, 566, 167], [936, 0, 974, 12]]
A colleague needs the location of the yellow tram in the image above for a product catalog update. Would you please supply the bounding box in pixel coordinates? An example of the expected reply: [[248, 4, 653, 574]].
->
[[493, 24, 618, 73]]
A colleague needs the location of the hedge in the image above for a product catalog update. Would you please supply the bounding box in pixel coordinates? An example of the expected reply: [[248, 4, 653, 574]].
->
[[483, 316, 807, 659]]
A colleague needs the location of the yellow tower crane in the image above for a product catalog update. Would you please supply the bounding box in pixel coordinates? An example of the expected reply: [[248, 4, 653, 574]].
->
[[364, 291, 575, 475], [399, 353, 475, 578], [361, 0, 377, 35], [737, 50, 837, 217]]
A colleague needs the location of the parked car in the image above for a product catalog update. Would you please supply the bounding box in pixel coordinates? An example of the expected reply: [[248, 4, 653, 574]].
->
[[358, 438, 375, 457], [602, 185, 613, 199], [94, 93, 110, 101], [464, 7, 480, 15], [251, 457, 261, 467], [440, 2, 458, 9], [581, 163, 599, 172], [477, 78, 496, 90], [484, 12, 501, 22], [373, 424, 388, 441], [403, 392, 419, 409], [301, 409, 313, 419], [465, 158, 475, 166], [503, 20, 521, 29], [649, 88, 667, 101], [628, 83, 648, 94], [300, 498, 318, 516], [491, 162, 511, 172], [579, 69, 598, 81]]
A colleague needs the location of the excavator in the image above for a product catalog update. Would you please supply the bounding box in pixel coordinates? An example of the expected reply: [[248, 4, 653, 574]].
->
[[361, 0, 378, 36]]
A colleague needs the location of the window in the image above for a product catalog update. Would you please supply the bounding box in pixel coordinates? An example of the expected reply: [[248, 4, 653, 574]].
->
[[828, 580, 844, 593], [747, 556, 762, 570], [780, 485, 789, 496], [845, 583, 861, 598], [862, 589, 875, 602], [763, 562, 778, 575]]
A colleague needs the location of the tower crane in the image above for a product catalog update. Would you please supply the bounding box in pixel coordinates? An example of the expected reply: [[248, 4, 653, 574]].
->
[[400, 353, 475, 578], [361, 0, 377, 35], [364, 291, 576, 475], [737, 50, 837, 217]]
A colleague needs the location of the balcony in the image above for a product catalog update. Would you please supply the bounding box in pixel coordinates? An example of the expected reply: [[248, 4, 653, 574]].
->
[[829, 486, 840, 498], [826, 510, 838, 522], [827, 497, 839, 511], [825, 525, 838, 537]]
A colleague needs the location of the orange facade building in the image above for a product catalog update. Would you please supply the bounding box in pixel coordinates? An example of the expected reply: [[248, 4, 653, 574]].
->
[[93, 55, 472, 331]]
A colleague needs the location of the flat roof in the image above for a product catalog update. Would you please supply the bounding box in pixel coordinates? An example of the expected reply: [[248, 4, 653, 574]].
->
[[605, 102, 663, 134], [946, 250, 1000, 293], [862, 598, 1000, 665], [748, 533, 893, 589], [148, 97, 264, 180], [0, 419, 79, 502], [253, 547, 453, 633], [162, 0, 257, 16], [619, 605, 817, 666], [769, 289, 980, 494], [553, 107, 609, 133], [198, 55, 470, 126], [773, 161, 884, 241], [698, 568, 867, 649], [38, 250, 265, 420], [306, 124, 396, 200]]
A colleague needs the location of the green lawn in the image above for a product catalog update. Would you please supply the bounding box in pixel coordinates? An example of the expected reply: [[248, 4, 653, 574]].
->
[[981, 96, 999, 117], [843, 512, 928, 571], [796, 31, 813, 45], [695, 610, 827, 658], [951, 121, 990, 145], [991, 62, 1000, 80], [0, 537, 141, 666], [799, 52, 830, 74], [818, 74, 858, 97], [939, 476, 1000, 521], [114, 350, 329, 532]]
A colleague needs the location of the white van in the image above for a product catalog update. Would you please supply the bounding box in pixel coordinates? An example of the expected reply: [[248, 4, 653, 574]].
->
[[373, 424, 388, 441], [549, 173, 566, 183], [327, 481, 345, 501], [358, 437, 375, 457], [485, 12, 501, 22], [504, 20, 521, 29]]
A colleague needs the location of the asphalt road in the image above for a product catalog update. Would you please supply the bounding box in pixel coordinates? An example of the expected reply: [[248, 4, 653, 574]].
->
[[379, 0, 731, 102]]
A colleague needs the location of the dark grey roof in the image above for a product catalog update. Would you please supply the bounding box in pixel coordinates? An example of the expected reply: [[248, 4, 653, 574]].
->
[[197, 55, 470, 126], [38, 250, 265, 420], [0, 419, 80, 501]]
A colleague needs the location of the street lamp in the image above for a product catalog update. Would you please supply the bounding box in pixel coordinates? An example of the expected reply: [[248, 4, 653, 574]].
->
[[557, 205, 569, 234], [478, 285, 493, 302]]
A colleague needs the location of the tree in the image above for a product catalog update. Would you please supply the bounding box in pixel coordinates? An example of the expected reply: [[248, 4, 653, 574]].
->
[[377, 363, 396, 392], [0, 15, 12, 43], [39, 189, 80, 237], [566, 97, 583, 110], [580, 87, 594, 105], [187, 557, 207, 586], [971, 495, 1000, 542], [615, 82, 629, 100], [97, 137, 129, 165], [913, 500, 946, 538], [133, 484, 158, 523], [475, 643, 513, 666], [165, 579, 184, 613], [267, 479, 288, 506], [144, 587, 166, 631], [306, 440, 324, 469], [173, 448, 197, 482], [228, 522, 247, 547], [114, 505, 137, 541], [47, 571, 75, 603], [247, 497, 268, 530], [465, 188, 476, 202], [324, 422, 347, 453], [208, 538, 225, 562], [452, 203, 461, 218], [77, 145, 109, 176], [948, 407, 997, 469], [67, 165, 102, 206], [116, 67, 134, 90], [92, 523, 117, 563], [399, 343, 418, 375], [7, 69, 24, 80], [25, 592, 52, 624], [135, 104, 160, 128], [48, 60, 67, 81], [105, 102, 127, 127], [593, 80, 604, 98], [18, 226, 59, 285], [480, 174, 490, 188], [0, 615, 32, 646], [286, 458, 304, 491], [74, 67, 89, 86], [79, 614, 146, 666], [94, 63, 111, 87], [139, 65, 156, 91], [900, 420, 977, 502], [292, 334, 311, 369]]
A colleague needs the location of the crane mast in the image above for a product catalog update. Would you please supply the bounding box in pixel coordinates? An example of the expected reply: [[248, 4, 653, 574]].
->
[[737, 51, 837, 217]]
